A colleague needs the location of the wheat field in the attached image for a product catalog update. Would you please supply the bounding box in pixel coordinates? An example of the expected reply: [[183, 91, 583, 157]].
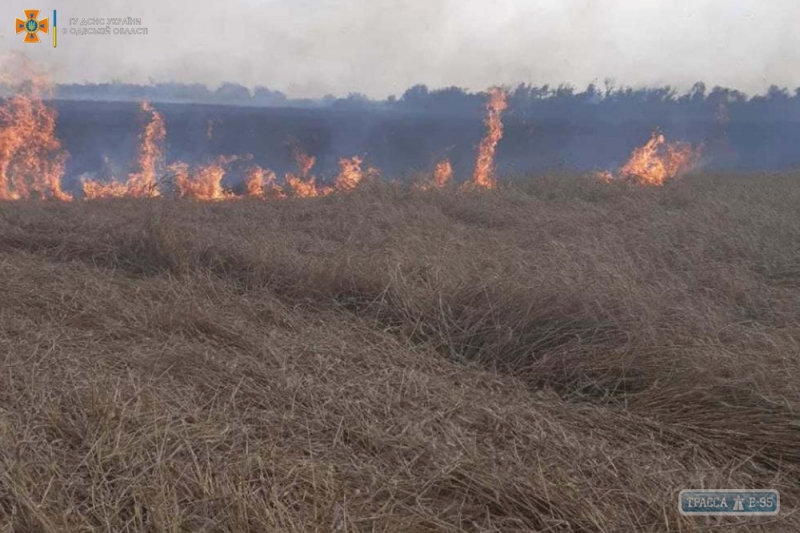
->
[[0, 173, 798, 532]]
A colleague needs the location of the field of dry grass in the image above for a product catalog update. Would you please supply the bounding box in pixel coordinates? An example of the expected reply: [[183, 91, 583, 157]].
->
[[1, 173, 799, 532]]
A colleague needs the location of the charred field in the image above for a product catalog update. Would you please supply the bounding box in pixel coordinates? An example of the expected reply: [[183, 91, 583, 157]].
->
[[1, 173, 799, 532]]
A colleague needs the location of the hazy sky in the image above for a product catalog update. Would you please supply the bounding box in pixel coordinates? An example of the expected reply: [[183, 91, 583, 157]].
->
[[1, 0, 798, 98]]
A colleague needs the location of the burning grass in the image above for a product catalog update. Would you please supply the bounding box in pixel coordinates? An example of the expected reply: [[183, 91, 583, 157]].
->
[[1, 172, 799, 531], [597, 132, 703, 186], [2, 73, 508, 201], [0, 76, 71, 202]]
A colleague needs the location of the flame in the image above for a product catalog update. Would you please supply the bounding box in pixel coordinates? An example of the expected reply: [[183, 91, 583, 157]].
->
[[284, 152, 374, 197], [285, 147, 321, 197], [466, 88, 507, 190], [244, 165, 284, 199], [82, 102, 166, 199], [0, 60, 71, 201], [618, 132, 701, 186], [285, 174, 320, 197], [294, 147, 315, 178], [333, 156, 365, 191], [432, 159, 453, 188], [80, 178, 129, 199], [126, 102, 166, 197], [417, 158, 453, 190], [170, 155, 237, 201]]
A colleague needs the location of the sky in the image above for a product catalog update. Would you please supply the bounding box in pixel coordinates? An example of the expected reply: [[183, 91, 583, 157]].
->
[[1, 0, 798, 98]]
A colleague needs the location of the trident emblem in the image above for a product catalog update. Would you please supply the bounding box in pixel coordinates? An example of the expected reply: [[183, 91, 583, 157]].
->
[[16, 10, 50, 43]]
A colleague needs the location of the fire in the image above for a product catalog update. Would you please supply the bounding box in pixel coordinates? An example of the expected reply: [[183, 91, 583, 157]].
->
[[0, 61, 71, 201], [0, 58, 713, 202], [284, 152, 374, 197], [466, 87, 507, 190], [333, 156, 365, 192], [127, 102, 166, 197], [294, 147, 315, 178], [285, 147, 321, 197], [170, 155, 238, 201], [618, 132, 701, 186], [244, 165, 283, 199], [82, 101, 166, 199], [432, 159, 453, 188], [417, 158, 453, 190], [0, 59, 512, 202], [285, 175, 319, 197], [80, 178, 129, 199]]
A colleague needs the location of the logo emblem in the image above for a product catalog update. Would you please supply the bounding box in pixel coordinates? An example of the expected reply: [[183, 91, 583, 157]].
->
[[679, 489, 779, 516], [15, 10, 49, 43]]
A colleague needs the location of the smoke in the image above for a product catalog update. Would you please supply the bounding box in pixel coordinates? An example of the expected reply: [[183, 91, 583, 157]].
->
[[1, 0, 798, 98]]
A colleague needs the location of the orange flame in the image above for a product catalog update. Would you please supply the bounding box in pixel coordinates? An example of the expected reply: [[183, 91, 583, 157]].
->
[[244, 165, 284, 199], [417, 158, 453, 190], [170, 155, 238, 201], [80, 178, 129, 199], [127, 102, 166, 197], [333, 156, 365, 191], [294, 147, 315, 178], [466, 88, 507, 190], [82, 101, 166, 199], [0, 61, 71, 201], [618, 132, 701, 186], [285, 147, 321, 197], [433, 159, 453, 188], [285, 175, 320, 197]]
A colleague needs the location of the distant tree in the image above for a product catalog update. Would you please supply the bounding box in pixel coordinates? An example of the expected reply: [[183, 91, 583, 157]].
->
[[215, 82, 251, 103], [153, 82, 211, 102], [766, 85, 790, 102], [253, 86, 288, 106], [331, 92, 372, 109], [400, 84, 429, 107], [688, 82, 706, 101], [429, 86, 476, 114]]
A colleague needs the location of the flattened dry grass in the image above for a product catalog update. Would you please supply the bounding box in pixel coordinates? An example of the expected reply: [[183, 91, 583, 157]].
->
[[1, 172, 799, 532]]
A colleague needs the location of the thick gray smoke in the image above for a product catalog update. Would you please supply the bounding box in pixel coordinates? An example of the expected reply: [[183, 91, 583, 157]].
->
[[1, 0, 798, 98]]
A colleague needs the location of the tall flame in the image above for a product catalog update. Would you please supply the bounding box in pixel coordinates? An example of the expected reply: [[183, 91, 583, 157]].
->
[[467, 88, 507, 189], [127, 102, 166, 197], [0, 61, 71, 201], [82, 102, 166, 199], [618, 132, 701, 186]]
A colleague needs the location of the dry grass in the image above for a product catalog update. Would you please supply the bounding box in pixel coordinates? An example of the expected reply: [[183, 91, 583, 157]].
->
[[1, 172, 799, 532]]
